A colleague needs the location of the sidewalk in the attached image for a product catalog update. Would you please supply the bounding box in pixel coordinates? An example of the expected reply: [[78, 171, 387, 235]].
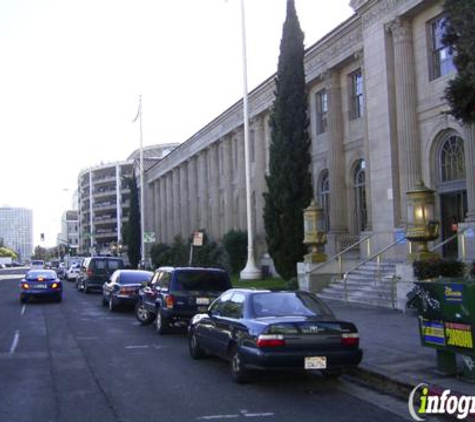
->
[[325, 300, 475, 399]]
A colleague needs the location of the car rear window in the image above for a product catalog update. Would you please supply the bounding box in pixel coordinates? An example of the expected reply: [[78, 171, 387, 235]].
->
[[26, 270, 57, 280], [119, 271, 153, 284], [92, 259, 123, 271], [31, 261, 44, 266], [251, 292, 333, 318], [174, 270, 230, 292]]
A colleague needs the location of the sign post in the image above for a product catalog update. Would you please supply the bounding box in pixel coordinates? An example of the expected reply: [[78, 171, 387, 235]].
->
[[189, 231, 203, 266]]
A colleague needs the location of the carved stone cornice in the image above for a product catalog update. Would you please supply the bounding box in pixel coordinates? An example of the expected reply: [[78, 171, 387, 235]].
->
[[361, 0, 401, 29], [386, 17, 412, 42]]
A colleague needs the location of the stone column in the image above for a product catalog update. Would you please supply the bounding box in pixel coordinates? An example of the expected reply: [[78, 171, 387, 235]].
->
[[187, 157, 198, 233], [198, 150, 209, 231], [173, 168, 181, 239], [391, 18, 422, 223], [159, 177, 166, 244], [327, 71, 348, 233], [253, 118, 266, 239], [166, 173, 173, 244], [208, 144, 220, 240], [222, 137, 233, 233], [179, 162, 189, 239]]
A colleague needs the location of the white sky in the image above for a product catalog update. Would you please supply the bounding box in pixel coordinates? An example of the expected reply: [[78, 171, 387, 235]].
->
[[0, 0, 353, 248]]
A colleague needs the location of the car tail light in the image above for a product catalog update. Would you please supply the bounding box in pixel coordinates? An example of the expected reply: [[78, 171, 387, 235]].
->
[[341, 332, 359, 347], [51, 283, 59, 289], [87, 269, 93, 277], [256, 334, 286, 348], [165, 294, 175, 309], [21, 282, 30, 290], [119, 287, 135, 295]]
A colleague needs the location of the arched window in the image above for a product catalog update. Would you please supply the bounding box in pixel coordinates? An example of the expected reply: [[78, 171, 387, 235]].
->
[[317, 169, 330, 231], [353, 159, 367, 233], [440, 135, 465, 182]]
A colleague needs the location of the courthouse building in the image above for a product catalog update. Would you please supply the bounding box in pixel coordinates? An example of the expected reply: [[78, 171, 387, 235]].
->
[[143, 0, 475, 267]]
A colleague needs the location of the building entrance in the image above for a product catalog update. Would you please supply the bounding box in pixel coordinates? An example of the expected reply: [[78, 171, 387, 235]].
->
[[440, 190, 467, 258]]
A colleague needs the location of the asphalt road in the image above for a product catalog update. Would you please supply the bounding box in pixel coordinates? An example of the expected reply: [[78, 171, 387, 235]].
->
[[0, 270, 411, 422]]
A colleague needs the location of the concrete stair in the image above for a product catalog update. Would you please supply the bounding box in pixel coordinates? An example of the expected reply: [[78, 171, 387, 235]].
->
[[318, 261, 398, 309]]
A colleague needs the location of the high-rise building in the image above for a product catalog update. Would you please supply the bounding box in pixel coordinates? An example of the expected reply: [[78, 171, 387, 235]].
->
[[0, 207, 33, 261], [58, 210, 79, 255]]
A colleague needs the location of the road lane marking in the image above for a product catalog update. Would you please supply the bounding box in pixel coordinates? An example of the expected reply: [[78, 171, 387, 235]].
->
[[197, 411, 274, 420], [9, 330, 20, 354], [21, 304, 26, 315], [125, 345, 149, 349]]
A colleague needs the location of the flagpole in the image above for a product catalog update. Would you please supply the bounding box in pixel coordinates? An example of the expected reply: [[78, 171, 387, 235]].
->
[[239, 0, 261, 280], [138, 95, 145, 267]]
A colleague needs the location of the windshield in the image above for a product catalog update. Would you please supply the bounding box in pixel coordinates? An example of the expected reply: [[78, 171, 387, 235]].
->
[[31, 261, 44, 266], [119, 271, 153, 284], [26, 270, 57, 281], [251, 292, 333, 318], [174, 271, 230, 292]]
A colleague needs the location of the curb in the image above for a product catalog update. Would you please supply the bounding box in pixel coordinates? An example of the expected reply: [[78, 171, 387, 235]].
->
[[345, 365, 475, 422], [345, 366, 415, 401]]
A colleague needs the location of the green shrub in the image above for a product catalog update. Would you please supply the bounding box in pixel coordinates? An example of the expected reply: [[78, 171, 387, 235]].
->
[[470, 261, 475, 278], [413, 258, 465, 280], [222, 230, 248, 274]]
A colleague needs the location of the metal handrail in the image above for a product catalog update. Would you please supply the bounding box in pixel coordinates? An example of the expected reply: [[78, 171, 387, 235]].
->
[[306, 233, 374, 276], [343, 235, 407, 279], [429, 227, 467, 252]]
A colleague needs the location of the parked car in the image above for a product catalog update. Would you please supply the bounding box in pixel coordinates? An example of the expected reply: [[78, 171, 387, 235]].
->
[[65, 264, 80, 281], [30, 260, 45, 270], [188, 289, 363, 383], [135, 266, 232, 333], [102, 269, 153, 311], [19, 269, 62, 303], [76, 256, 124, 293]]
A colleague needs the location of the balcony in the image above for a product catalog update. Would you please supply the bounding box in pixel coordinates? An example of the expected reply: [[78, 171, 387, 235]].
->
[[93, 188, 117, 199], [93, 202, 116, 211]]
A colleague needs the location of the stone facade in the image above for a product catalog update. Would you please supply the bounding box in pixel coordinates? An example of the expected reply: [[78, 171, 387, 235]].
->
[[144, 0, 475, 266]]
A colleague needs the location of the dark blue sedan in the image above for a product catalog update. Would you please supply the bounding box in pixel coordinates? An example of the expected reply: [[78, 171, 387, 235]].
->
[[188, 289, 363, 383], [20, 270, 63, 303]]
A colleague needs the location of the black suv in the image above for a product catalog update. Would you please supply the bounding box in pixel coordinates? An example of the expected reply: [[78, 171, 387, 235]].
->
[[135, 266, 232, 334], [76, 257, 124, 293]]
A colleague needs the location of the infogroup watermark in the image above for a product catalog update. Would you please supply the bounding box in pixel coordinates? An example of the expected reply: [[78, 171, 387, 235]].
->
[[408, 383, 475, 420]]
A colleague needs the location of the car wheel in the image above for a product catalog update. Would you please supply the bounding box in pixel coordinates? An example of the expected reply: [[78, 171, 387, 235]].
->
[[230, 346, 250, 384], [20, 295, 27, 304], [154, 310, 169, 335], [102, 295, 108, 306], [189, 330, 206, 359], [108, 296, 117, 312], [56, 295, 62, 303], [135, 302, 153, 325], [84, 283, 90, 294]]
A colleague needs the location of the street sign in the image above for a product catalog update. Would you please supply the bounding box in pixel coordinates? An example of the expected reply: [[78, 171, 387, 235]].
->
[[193, 231, 203, 246], [143, 231, 156, 243]]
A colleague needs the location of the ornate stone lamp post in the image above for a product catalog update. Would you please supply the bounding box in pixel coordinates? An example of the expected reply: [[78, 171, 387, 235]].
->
[[303, 200, 327, 263], [406, 180, 439, 261]]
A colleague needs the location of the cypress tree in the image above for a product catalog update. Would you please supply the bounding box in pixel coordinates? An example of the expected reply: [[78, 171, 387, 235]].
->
[[125, 174, 141, 268], [263, 0, 312, 280], [443, 0, 475, 124]]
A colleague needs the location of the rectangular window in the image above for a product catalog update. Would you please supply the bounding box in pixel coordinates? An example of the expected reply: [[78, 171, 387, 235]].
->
[[349, 70, 364, 120], [315, 89, 328, 134], [428, 15, 456, 80]]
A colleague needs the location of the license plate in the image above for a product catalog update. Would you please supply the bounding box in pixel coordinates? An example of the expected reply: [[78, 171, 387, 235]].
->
[[196, 297, 210, 305], [305, 356, 327, 370], [35, 284, 47, 289]]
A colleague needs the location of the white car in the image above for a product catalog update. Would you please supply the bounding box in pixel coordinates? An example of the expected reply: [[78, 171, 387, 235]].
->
[[30, 260, 45, 270], [65, 264, 80, 281]]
